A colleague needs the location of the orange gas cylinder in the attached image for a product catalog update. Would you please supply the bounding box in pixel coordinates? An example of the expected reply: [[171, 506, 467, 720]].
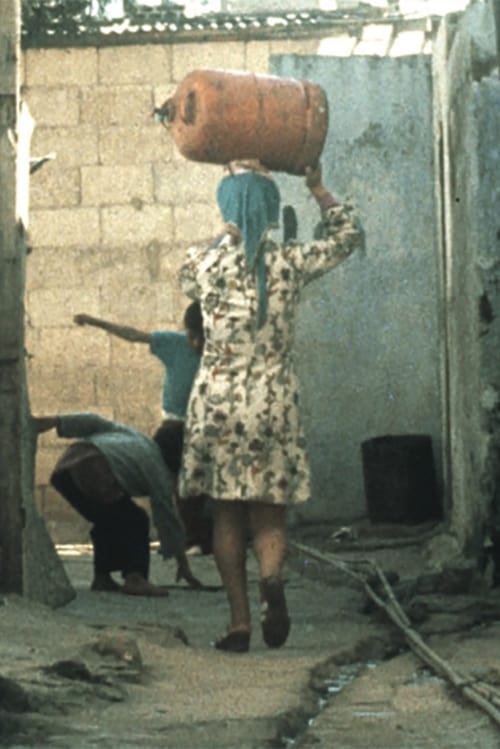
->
[[155, 69, 329, 175]]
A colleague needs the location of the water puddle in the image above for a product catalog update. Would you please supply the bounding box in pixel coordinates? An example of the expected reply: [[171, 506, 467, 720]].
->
[[278, 661, 376, 747]]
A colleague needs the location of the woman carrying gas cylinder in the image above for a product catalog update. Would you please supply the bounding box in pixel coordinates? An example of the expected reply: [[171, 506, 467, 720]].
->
[[178, 159, 364, 653]]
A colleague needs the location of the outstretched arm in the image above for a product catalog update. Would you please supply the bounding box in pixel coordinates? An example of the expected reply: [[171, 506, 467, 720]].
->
[[74, 314, 151, 344], [32, 415, 58, 434]]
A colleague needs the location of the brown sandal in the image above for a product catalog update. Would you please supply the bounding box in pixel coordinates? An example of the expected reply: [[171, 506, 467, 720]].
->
[[214, 631, 250, 653], [260, 576, 290, 648]]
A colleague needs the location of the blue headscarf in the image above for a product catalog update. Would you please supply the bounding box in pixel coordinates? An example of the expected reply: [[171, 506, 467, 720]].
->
[[216, 171, 280, 329]]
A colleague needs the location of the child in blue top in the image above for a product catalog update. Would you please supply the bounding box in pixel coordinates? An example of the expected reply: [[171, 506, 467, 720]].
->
[[74, 302, 203, 420]]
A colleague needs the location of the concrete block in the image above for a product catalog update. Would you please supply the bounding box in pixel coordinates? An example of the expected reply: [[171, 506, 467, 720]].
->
[[101, 204, 173, 247], [80, 85, 154, 128], [97, 242, 148, 281], [111, 378, 161, 430], [34, 445, 64, 486], [29, 207, 100, 248], [174, 202, 220, 242], [24, 86, 80, 127], [99, 279, 160, 327], [98, 45, 171, 85], [153, 83, 177, 111], [30, 168, 81, 210], [154, 161, 220, 204], [99, 125, 171, 165], [28, 362, 98, 412], [270, 38, 320, 57], [172, 42, 245, 82], [31, 126, 99, 167], [245, 41, 272, 74], [158, 243, 190, 284], [24, 48, 98, 87], [153, 282, 186, 324], [108, 335, 155, 365], [29, 283, 104, 329], [81, 165, 154, 206], [26, 245, 102, 291]]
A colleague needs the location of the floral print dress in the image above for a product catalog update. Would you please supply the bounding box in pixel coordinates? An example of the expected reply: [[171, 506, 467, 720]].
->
[[178, 204, 363, 505]]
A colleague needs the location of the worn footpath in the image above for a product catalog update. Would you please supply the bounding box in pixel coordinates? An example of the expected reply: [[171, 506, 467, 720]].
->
[[1, 521, 500, 748]]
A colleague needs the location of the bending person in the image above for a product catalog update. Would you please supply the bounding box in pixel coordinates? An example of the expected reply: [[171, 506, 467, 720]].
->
[[34, 412, 202, 595]]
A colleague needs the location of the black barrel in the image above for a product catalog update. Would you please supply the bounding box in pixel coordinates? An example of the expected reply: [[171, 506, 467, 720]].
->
[[361, 434, 441, 524]]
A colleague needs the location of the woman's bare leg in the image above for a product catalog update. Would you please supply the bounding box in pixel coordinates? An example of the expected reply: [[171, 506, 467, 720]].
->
[[212, 500, 251, 633], [248, 503, 287, 579], [248, 503, 290, 648]]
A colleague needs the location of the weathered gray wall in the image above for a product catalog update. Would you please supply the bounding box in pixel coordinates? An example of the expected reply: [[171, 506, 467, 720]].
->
[[432, 1, 500, 551], [272, 53, 443, 523]]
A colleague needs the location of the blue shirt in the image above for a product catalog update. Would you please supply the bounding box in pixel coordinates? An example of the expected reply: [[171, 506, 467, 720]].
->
[[150, 331, 200, 418], [56, 413, 184, 559]]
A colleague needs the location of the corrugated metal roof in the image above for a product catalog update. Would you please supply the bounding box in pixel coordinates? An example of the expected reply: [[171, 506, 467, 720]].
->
[[21, 0, 468, 48]]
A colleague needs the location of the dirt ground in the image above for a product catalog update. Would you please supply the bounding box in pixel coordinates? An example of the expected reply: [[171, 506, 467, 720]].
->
[[1, 521, 500, 748]]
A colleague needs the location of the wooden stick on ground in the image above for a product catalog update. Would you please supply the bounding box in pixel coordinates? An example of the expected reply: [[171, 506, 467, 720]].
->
[[291, 541, 500, 728]]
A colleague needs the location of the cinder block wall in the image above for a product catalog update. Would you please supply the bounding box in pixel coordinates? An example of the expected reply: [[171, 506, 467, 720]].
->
[[23, 37, 319, 542]]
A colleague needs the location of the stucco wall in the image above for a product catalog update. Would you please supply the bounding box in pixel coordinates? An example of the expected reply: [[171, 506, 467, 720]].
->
[[432, 1, 500, 552], [272, 52, 442, 524]]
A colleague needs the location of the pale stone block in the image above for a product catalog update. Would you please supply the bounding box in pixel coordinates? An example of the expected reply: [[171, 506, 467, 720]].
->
[[34, 445, 63, 486], [153, 283, 187, 325], [153, 83, 177, 111], [174, 202, 221, 243], [94, 367, 157, 425], [29, 207, 100, 248], [109, 367, 163, 428], [98, 242, 150, 282], [172, 42, 245, 82], [24, 48, 98, 87], [99, 278, 161, 327], [98, 45, 171, 85], [80, 85, 154, 128], [81, 165, 154, 206], [28, 362, 98, 412], [25, 326, 38, 361], [31, 126, 99, 167], [158, 243, 190, 284], [270, 38, 321, 56], [154, 161, 220, 204], [108, 335, 155, 365], [33, 428, 63, 452], [101, 204, 173, 247], [99, 124, 171, 165], [24, 87, 80, 127], [29, 286, 104, 329], [30, 168, 81, 210], [26, 245, 102, 290], [245, 41, 272, 74]]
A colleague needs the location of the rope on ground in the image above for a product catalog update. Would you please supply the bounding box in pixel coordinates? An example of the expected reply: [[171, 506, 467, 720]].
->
[[290, 541, 500, 728]]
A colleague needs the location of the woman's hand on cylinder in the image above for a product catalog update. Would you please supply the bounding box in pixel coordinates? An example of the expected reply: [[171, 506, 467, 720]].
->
[[305, 162, 339, 210], [305, 162, 323, 192]]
